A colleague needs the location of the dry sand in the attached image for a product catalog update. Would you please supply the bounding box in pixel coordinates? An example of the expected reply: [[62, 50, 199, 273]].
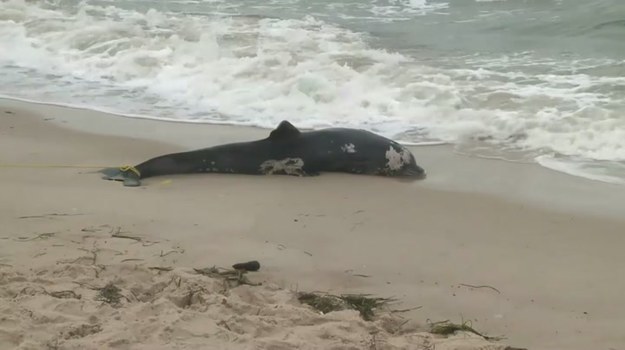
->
[[1, 98, 624, 350]]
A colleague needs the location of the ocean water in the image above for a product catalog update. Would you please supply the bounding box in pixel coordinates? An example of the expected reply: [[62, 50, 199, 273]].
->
[[1, 0, 624, 184]]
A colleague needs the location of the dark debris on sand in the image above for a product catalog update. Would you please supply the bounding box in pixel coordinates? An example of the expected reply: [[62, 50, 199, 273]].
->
[[297, 292, 395, 321]]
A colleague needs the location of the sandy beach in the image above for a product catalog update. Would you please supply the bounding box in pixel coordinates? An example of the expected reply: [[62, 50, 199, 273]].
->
[[1, 97, 624, 350]]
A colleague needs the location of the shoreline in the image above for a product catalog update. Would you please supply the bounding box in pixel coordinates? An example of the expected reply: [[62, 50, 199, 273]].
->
[[2, 98, 625, 349], [3, 94, 623, 187], [2, 96, 624, 220]]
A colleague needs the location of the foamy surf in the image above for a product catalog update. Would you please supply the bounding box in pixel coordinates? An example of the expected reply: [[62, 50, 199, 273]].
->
[[0, 0, 624, 185], [536, 155, 625, 186]]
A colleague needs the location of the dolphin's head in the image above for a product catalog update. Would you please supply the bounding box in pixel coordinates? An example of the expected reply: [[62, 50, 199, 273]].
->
[[400, 148, 426, 179], [385, 142, 426, 179]]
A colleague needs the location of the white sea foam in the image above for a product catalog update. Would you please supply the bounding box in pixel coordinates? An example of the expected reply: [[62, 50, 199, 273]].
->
[[536, 155, 625, 185], [369, 0, 448, 17], [0, 0, 624, 185]]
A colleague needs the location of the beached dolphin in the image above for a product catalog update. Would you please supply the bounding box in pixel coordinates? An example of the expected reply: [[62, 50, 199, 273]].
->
[[100, 120, 426, 186]]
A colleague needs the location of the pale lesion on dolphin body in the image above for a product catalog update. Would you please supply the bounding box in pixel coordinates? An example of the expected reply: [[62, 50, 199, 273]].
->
[[259, 157, 308, 176], [341, 143, 357, 154], [382, 145, 414, 175]]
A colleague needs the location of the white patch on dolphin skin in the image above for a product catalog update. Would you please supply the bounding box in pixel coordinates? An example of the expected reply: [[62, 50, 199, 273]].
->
[[384, 145, 412, 171], [259, 158, 305, 176], [341, 143, 357, 153]]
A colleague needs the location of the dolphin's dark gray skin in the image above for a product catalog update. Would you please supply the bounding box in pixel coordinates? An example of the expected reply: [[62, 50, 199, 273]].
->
[[101, 120, 426, 187]]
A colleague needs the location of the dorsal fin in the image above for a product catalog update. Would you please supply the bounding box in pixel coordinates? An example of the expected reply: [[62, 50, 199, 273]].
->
[[269, 120, 301, 140]]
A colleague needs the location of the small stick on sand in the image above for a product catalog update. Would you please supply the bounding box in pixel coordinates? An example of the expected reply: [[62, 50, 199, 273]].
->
[[148, 266, 173, 272], [391, 306, 423, 313], [459, 283, 501, 294], [15, 232, 58, 241], [110, 227, 142, 242], [18, 213, 84, 219]]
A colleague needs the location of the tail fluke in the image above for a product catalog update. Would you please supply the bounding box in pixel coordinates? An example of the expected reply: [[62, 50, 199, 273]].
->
[[100, 166, 142, 187]]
